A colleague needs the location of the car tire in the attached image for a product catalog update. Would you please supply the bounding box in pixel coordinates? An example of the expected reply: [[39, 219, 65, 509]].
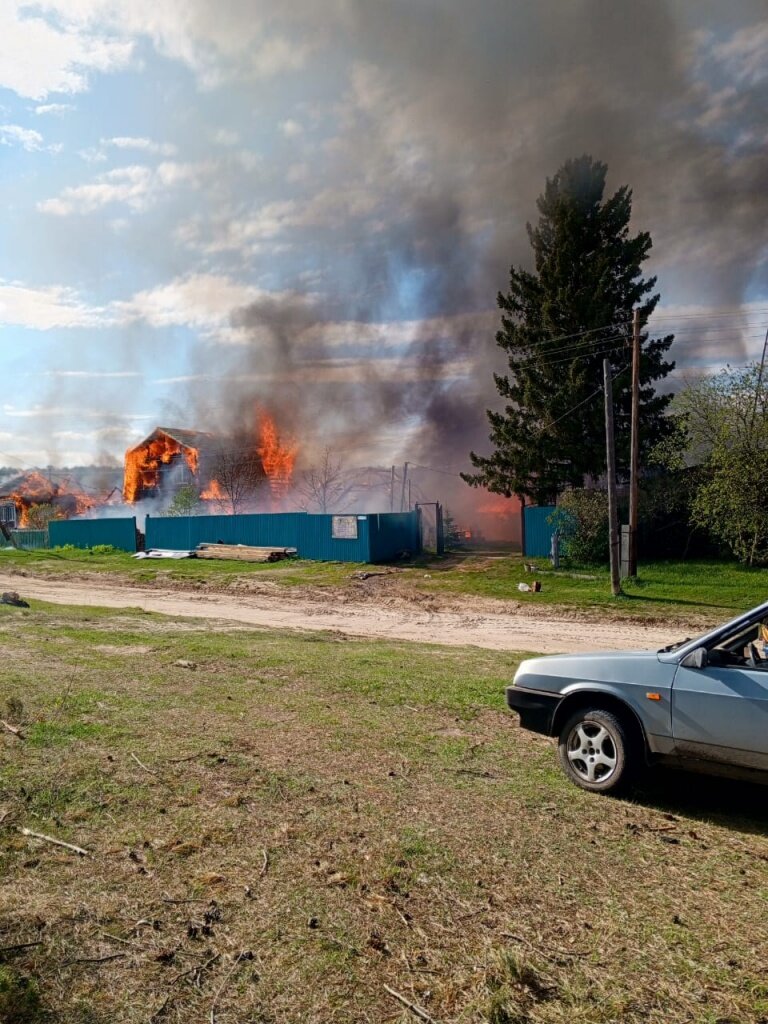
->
[[557, 707, 635, 794]]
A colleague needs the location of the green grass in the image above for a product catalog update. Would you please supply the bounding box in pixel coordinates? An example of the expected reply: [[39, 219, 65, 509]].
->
[[420, 554, 768, 619], [0, 602, 767, 1023], [0, 546, 358, 587]]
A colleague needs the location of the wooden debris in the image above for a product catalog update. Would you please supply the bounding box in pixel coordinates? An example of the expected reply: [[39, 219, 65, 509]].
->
[[1, 720, 24, 740], [130, 752, 159, 776], [195, 544, 296, 563], [0, 941, 43, 953], [383, 984, 438, 1022], [19, 827, 90, 858], [169, 951, 220, 986], [259, 848, 269, 877], [64, 952, 126, 966]]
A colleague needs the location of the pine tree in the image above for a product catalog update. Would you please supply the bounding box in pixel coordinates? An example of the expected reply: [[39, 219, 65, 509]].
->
[[464, 155, 674, 504]]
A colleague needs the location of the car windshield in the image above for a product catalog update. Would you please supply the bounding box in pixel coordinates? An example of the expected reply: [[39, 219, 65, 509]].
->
[[658, 637, 691, 653]]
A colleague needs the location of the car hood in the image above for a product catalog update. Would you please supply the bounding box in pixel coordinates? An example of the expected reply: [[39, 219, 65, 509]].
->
[[513, 650, 664, 690]]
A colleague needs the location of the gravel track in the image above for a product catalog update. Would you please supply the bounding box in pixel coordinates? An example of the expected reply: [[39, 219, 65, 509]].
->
[[0, 572, 684, 653]]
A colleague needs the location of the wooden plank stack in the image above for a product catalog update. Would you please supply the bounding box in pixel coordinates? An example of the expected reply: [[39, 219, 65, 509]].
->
[[195, 543, 297, 563]]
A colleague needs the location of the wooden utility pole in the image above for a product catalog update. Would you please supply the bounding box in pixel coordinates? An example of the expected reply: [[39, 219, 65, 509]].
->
[[628, 307, 640, 576], [399, 462, 409, 513], [390, 466, 395, 512], [603, 359, 621, 596]]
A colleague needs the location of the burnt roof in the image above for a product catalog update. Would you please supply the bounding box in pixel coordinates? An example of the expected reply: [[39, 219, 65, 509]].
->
[[127, 426, 217, 454]]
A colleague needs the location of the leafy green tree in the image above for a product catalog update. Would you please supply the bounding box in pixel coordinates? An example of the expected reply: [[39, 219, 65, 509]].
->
[[549, 488, 608, 564], [675, 365, 768, 565], [25, 503, 59, 530], [464, 155, 675, 504], [671, 363, 768, 461], [691, 442, 768, 565], [166, 483, 202, 517]]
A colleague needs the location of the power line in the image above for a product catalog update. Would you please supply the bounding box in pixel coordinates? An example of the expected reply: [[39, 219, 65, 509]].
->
[[546, 364, 631, 429]]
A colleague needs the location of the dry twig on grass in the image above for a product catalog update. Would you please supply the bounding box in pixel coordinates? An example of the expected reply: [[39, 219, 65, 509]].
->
[[0, 719, 24, 740], [18, 827, 90, 857], [383, 984, 439, 1023], [209, 951, 253, 1023], [131, 752, 159, 776], [169, 951, 220, 987], [0, 941, 43, 953], [64, 953, 126, 966], [260, 848, 269, 877], [149, 994, 171, 1022], [501, 932, 587, 963]]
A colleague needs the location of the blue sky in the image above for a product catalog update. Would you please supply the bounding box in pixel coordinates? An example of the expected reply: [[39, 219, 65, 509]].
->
[[1, 1, 767, 469]]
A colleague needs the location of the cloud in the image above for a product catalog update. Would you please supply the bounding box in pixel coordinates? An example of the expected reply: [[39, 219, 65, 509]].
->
[[0, 280, 107, 329], [26, 1, 319, 88], [279, 118, 303, 138], [34, 103, 75, 115], [43, 370, 142, 379], [38, 161, 212, 216], [0, 3, 133, 99], [711, 21, 768, 87], [0, 124, 45, 151], [53, 426, 138, 440], [2, 404, 150, 421], [105, 136, 177, 156], [113, 273, 275, 336], [213, 128, 240, 146]]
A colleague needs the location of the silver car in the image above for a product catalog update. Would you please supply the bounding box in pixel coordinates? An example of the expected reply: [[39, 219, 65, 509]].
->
[[506, 600, 768, 793]]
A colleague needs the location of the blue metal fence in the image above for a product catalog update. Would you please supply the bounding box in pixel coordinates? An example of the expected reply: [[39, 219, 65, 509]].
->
[[523, 505, 556, 558], [144, 510, 422, 563], [9, 529, 49, 550], [369, 512, 422, 561], [48, 517, 138, 552], [145, 512, 307, 552]]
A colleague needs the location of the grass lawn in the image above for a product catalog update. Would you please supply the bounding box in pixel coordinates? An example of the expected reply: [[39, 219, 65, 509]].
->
[[1, 601, 767, 1022], [2, 546, 768, 622]]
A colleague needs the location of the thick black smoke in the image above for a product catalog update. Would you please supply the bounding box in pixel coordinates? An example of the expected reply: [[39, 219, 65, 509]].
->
[[165, 0, 768, 479]]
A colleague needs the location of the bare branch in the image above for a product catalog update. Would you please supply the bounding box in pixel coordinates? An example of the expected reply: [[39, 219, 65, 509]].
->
[[19, 827, 90, 858]]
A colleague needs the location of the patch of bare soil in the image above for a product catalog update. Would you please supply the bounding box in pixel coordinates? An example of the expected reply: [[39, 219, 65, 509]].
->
[[0, 572, 687, 653]]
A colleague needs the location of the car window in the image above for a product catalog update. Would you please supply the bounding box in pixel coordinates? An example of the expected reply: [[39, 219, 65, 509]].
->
[[708, 619, 768, 670]]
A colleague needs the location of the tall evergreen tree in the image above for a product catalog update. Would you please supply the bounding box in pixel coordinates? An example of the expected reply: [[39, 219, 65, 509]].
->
[[464, 155, 674, 504]]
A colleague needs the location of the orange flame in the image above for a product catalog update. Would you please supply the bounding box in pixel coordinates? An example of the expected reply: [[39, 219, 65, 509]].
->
[[200, 479, 224, 501], [257, 413, 296, 495], [4, 471, 99, 526], [124, 434, 199, 503], [124, 417, 296, 509]]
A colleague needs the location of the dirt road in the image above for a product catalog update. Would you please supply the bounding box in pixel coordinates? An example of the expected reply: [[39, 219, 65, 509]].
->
[[0, 571, 685, 653]]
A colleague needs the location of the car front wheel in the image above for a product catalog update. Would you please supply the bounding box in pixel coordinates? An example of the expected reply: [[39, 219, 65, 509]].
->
[[557, 708, 634, 794]]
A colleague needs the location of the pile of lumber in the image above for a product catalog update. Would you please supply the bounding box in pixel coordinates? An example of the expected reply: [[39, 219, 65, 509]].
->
[[195, 543, 297, 563]]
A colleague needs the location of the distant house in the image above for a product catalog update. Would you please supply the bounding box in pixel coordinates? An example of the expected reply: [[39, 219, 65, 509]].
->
[[0, 500, 17, 529], [123, 426, 218, 503]]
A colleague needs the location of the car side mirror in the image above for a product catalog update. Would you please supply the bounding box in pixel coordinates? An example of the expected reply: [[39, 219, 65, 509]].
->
[[681, 647, 708, 670]]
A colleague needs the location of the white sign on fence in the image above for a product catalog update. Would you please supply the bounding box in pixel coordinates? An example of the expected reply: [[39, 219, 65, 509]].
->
[[332, 515, 358, 540]]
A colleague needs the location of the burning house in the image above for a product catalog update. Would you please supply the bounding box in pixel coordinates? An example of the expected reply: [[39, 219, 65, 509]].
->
[[123, 427, 217, 504], [0, 470, 104, 527], [123, 416, 297, 509]]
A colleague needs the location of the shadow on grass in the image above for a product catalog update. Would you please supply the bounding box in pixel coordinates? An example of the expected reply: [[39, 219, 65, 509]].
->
[[630, 767, 768, 838], [618, 592, 724, 610]]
